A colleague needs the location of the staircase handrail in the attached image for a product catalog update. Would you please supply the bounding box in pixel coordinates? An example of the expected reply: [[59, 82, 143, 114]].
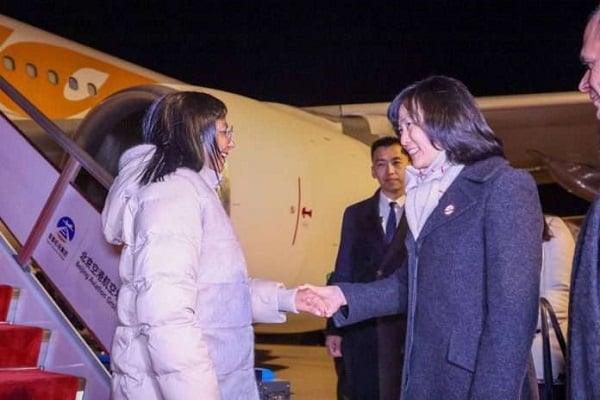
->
[[0, 74, 113, 189]]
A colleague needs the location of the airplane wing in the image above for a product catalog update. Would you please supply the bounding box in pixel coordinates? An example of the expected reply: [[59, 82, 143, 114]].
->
[[304, 92, 600, 188], [304, 93, 600, 220]]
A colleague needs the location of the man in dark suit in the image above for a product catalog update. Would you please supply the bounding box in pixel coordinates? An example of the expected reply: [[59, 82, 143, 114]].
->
[[568, 6, 600, 399], [325, 136, 409, 400]]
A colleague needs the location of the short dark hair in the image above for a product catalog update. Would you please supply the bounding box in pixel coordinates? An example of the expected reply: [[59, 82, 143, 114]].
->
[[387, 75, 504, 165], [589, 5, 600, 35], [370, 136, 401, 159], [591, 4, 600, 21], [139, 91, 227, 184]]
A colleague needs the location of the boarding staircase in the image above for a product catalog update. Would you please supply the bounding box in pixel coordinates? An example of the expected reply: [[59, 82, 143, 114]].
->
[[0, 76, 113, 398], [0, 76, 292, 399], [0, 283, 83, 399]]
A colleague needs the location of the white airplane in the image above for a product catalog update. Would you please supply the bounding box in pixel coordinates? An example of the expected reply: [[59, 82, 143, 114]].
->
[[0, 15, 379, 335], [0, 14, 598, 337]]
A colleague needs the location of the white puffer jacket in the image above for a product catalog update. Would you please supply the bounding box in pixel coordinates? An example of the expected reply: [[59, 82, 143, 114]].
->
[[102, 144, 297, 400]]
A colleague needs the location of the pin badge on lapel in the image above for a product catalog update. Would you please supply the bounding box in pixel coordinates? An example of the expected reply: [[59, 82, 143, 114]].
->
[[444, 204, 455, 216]]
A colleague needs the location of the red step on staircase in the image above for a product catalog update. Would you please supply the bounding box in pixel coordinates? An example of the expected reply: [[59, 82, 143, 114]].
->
[[0, 284, 83, 399]]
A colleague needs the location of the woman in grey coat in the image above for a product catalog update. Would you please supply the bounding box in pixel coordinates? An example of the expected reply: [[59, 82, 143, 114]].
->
[[307, 76, 543, 399]]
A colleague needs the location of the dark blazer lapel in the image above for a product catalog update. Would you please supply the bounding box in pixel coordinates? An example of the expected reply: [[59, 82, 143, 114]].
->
[[356, 191, 386, 278], [378, 213, 408, 277], [394, 210, 408, 247], [361, 190, 384, 242]]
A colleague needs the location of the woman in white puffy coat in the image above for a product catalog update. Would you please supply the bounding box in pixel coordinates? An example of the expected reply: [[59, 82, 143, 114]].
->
[[101, 92, 323, 400], [531, 215, 575, 385]]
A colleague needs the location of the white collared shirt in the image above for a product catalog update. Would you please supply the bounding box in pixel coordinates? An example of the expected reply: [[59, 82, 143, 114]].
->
[[379, 193, 405, 233]]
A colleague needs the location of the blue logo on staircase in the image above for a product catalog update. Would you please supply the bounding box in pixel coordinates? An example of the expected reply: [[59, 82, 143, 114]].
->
[[47, 216, 75, 260], [56, 216, 75, 242]]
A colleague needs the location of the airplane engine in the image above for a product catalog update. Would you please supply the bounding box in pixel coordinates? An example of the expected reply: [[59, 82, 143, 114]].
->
[[72, 84, 175, 208], [73, 84, 378, 332]]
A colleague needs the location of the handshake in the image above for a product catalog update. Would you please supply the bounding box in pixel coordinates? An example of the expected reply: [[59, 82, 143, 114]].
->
[[293, 284, 347, 318]]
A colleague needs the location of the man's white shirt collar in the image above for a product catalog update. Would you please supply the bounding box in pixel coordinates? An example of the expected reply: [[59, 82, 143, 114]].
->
[[378, 193, 406, 213]]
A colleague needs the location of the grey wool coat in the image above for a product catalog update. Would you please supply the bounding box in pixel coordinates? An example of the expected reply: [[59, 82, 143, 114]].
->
[[567, 194, 600, 399], [334, 157, 543, 400]]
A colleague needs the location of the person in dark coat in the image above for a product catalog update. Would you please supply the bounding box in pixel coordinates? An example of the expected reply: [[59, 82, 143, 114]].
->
[[568, 5, 600, 399], [325, 136, 409, 400], [306, 75, 543, 400]]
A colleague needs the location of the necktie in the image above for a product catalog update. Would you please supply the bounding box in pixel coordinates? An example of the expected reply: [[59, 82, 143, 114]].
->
[[385, 202, 397, 243]]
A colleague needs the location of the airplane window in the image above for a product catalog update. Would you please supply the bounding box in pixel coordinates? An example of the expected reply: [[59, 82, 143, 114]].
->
[[47, 70, 59, 85], [68, 77, 79, 90], [25, 63, 37, 78], [87, 83, 98, 96], [2, 56, 15, 71]]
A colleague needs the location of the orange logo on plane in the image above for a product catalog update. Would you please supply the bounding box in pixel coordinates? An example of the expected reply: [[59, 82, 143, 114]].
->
[[0, 25, 158, 119]]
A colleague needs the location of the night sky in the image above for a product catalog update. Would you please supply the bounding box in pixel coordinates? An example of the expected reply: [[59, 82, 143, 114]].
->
[[2, 1, 598, 106]]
